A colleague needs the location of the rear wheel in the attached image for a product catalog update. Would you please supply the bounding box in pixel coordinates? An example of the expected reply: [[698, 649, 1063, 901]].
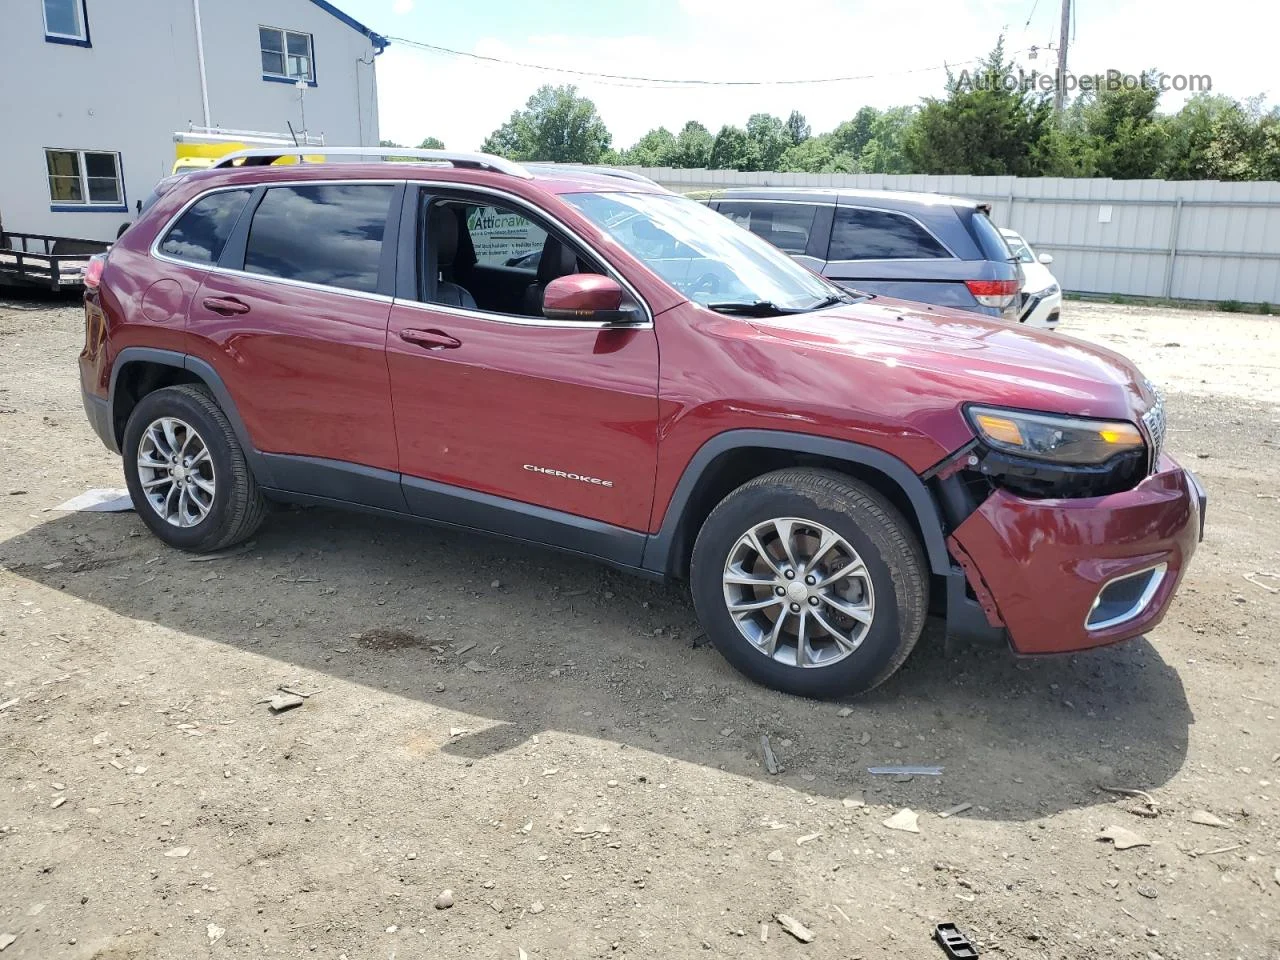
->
[[122, 385, 266, 553], [690, 468, 928, 698]]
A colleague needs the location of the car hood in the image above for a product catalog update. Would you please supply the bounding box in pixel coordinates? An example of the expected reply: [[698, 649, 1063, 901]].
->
[[1019, 260, 1059, 294], [748, 296, 1153, 424]]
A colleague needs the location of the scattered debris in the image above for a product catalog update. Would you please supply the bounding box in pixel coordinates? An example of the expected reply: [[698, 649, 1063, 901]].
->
[[464, 660, 489, 673], [760, 735, 780, 775], [1201, 843, 1243, 857], [760, 923, 768, 944], [775, 913, 815, 943], [164, 846, 191, 858], [278, 684, 320, 699], [883, 808, 921, 833], [841, 792, 866, 809], [529, 901, 544, 915], [938, 802, 973, 819], [1273, 868, 1279, 887], [0, 698, 19, 712], [869, 766, 943, 776], [934, 922, 978, 959], [449, 727, 470, 738], [187, 542, 255, 562], [836, 706, 853, 717], [796, 832, 822, 845], [858, 731, 871, 745], [50, 796, 66, 809], [454, 641, 477, 657], [767, 849, 784, 863], [267, 693, 305, 713], [0, 934, 15, 952], [206, 923, 225, 943], [435, 889, 454, 910], [1102, 786, 1159, 815], [1189, 809, 1229, 828], [1137, 885, 1159, 899], [53, 488, 133, 512], [1099, 825, 1151, 850], [1243, 573, 1279, 594]]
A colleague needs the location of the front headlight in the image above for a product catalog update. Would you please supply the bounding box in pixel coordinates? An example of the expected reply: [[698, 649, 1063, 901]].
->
[[967, 406, 1145, 465]]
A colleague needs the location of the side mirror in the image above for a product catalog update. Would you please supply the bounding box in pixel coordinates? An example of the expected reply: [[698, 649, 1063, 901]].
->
[[543, 274, 639, 323], [1037, 252, 1054, 265]]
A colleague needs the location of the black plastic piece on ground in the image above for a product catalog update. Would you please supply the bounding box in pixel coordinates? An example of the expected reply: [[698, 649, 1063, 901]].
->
[[935, 922, 979, 958]]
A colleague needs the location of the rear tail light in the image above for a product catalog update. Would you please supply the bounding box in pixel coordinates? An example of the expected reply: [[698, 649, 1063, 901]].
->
[[83, 253, 107, 290], [965, 278, 1021, 309]]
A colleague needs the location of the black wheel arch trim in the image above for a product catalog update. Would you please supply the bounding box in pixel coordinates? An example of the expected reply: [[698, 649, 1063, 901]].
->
[[640, 429, 952, 578], [107, 347, 274, 487]]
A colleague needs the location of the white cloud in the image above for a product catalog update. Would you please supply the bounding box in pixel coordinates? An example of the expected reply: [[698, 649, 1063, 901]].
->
[[391, 0, 413, 14], [373, 0, 1278, 153]]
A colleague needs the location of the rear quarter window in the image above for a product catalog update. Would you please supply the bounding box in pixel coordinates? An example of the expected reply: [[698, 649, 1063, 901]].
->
[[158, 189, 253, 265], [968, 210, 1016, 262], [829, 207, 951, 260], [717, 201, 819, 255]]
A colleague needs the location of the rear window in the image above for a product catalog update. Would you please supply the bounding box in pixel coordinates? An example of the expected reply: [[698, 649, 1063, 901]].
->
[[718, 201, 819, 255], [158, 189, 252, 265], [968, 210, 1016, 262], [829, 207, 950, 260], [243, 183, 395, 294]]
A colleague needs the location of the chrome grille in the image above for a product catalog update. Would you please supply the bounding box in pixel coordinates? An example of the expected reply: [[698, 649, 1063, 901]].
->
[[1141, 381, 1166, 471]]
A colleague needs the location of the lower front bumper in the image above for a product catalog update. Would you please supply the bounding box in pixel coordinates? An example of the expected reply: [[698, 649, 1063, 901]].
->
[[949, 455, 1203, 655], [81, 385, 118, 453]]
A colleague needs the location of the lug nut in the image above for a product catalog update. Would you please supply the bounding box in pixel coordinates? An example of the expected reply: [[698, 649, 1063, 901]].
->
[[784, 569, 795, 579], [774, 586, 786, 597], [808, 596, 819, 606], [804, 574, 816, 586], [789, 602, 801, 613]]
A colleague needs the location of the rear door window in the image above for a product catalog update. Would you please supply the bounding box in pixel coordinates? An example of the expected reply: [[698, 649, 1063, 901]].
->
[[718, 202, 819, 255], [158, 189, 253, 265], [830, 207, 951, 260], [243, 183, 396, 293]]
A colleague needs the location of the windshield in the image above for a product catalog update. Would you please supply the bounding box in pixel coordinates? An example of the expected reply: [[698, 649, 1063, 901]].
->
[[1002, 232, 1036, 264], [564, 191, 839, 312]]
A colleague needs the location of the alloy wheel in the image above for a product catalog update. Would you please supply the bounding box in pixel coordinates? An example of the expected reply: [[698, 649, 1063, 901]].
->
[[136, 417, 216, 528], [722, 516, 875, 668]]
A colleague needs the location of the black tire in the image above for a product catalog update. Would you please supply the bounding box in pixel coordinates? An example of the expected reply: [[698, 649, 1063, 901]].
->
[[690, 468, 928, 699], [122, 384, 267, 553]]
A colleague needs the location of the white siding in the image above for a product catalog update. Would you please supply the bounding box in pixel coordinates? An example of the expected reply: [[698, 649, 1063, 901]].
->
[[0, 0, 381, 243]]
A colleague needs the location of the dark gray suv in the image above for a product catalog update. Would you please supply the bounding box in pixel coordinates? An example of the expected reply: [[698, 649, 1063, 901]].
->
[[705, 188, 1022, 320]]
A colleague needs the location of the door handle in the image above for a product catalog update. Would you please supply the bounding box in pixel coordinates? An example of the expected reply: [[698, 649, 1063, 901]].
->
[[201, 296, 250, 316], [400, 328, 461, 350]]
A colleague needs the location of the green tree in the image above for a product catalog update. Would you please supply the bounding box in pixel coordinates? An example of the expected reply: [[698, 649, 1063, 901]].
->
[[856, 107, 916, 173], [778, 134, 857, 173], [378, 139, 403, 148], [830, 107, 880, 158], [670, 121, 714, 167], [417, 136, 446, 150], [902, 37, 1056, 175], [784, 110, 811, 145], [708, 124, 752, 170], [1073, 73, 1169, 178], [1200, 97, 1280, 181], [622, 127, 677, 166], [744, 113, 790, 170], [480, 85, 612, 163]]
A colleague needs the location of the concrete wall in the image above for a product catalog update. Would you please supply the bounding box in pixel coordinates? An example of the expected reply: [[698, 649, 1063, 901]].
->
[[625, 167, 1280, 305], [1, 0, 380, 243]]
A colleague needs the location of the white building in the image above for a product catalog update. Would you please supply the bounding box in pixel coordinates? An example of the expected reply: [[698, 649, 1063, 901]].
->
[[2, 0, 385, 242]]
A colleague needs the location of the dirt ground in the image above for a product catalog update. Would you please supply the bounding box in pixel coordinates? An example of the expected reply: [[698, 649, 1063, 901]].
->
[[1, 295, 1277, 960]]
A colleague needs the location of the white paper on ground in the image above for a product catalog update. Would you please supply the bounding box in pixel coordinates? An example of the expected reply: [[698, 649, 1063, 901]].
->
[[53, 489, 134, 512]]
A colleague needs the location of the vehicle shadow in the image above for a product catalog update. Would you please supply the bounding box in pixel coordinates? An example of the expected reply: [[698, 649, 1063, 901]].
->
[[0, 504, 1193, 822]]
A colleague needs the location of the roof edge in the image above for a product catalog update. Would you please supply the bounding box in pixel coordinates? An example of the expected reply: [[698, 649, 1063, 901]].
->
[[307, 0, 388, 51]]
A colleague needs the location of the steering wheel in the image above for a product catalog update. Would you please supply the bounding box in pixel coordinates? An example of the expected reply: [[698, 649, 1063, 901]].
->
[[688, 272, 721, 297]]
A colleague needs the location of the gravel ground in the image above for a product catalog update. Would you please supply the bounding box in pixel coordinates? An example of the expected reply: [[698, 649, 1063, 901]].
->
[[0, 295, 1277, 960]]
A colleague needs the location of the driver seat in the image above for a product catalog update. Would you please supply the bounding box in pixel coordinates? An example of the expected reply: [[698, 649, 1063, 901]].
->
[[522, 235, 579, 315]]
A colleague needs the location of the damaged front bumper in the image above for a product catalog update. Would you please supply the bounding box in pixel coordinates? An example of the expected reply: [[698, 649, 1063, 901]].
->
[[945, 454, 1205, 655]]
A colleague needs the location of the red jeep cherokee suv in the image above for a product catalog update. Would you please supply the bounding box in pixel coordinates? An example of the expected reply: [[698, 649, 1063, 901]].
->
[[78, 148, 1206, 698]]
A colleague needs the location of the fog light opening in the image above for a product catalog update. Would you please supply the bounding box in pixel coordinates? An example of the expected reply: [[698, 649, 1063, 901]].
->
[[1086, 563, 1167, 631]]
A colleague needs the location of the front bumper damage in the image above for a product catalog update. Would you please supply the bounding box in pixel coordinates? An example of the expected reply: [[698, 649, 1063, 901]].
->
[[946, 454, 1204, 655]]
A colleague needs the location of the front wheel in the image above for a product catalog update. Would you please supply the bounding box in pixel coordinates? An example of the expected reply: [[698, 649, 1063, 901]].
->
[[690, 468, 928, 698], [122, 384, 266, 553]]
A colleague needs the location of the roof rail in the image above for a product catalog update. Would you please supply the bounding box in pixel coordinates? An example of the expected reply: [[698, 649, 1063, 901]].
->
[[525, 163, 661, 187], [210, 146, 533, 179]]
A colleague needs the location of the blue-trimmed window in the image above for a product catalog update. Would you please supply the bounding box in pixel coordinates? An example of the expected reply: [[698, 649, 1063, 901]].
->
[[46, 148, 126, 211], [260, 26, 315, 85], [43, 0, 90, 46]]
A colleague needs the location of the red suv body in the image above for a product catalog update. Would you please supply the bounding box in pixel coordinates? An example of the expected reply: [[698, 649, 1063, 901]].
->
[[78, 150, 1205, 697]]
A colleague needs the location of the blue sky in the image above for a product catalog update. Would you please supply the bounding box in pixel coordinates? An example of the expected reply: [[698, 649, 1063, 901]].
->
[[338, 0, 1278, 152]]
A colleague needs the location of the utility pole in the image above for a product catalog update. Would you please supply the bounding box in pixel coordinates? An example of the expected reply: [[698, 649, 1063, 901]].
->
[[1054, 0, 1071, 111]]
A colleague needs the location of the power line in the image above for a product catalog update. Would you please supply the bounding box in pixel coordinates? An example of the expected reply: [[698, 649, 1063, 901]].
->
[[384, 35, 1038, 89]]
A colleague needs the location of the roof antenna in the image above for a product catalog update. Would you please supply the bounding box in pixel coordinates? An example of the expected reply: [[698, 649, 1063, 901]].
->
[[286, 121, 300, 146]]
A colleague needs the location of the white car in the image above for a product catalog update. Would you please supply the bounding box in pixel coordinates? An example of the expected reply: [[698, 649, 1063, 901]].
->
[[1000, 228, 1062, 329]]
